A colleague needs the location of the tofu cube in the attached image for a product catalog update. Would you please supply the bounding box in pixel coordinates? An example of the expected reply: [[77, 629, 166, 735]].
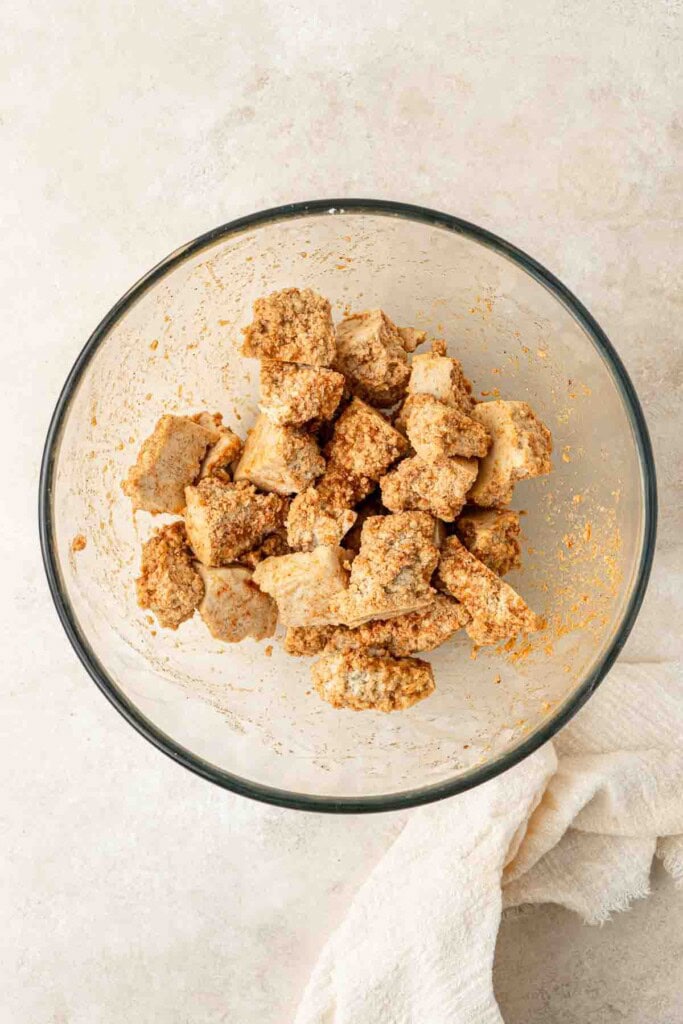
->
[[197, 565, 277, 642], [407, 342, 475, 413], [241, 287, 336, 365], [252, 545, 350, 626], [403, 393, 491, 461], [469, 401, 553, 507], [380, 455, 478, 521], [437, 536, 539, 645], [259, 361, 345, 427], [324, 398, 409, 480], [455, 509, 521, 576], [136, 522, 204, 630], [123, 414, 217, 514], [184, 478, 287, 566], [334, 309, 411, 407], [287, 488, 357, 551], [311, 649, 435, 712], [315, 459, 375, 510], [234, 414, 325, 495]]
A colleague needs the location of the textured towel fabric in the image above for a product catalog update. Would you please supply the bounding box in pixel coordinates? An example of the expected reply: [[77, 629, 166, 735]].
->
[[295, 663, 683, 1024]]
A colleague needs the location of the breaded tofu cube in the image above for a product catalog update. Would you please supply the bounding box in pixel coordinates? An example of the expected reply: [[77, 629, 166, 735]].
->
[[199, 428, 243, 482], [241, 287, 336, 366], [324, 398, 409, 480], [407, 341, 475, 413], [332, 511, 439, 626], [469, 401, 552, 507], [136, 522, 204, 629], [236, 531, 291, 570], [123, 414, 217, 514], [455, 509, 521, 576], [287, 488, 357, 551], [184, 478, 287, 566], [234, 414, 325, 495], [285, 593, 469, 658], [316, 459, 375, 510], [259, 361, 345, 427], [311, 649, 435, 712], [252, 545, 349, 627], [437, 536, 539, 645], [380, 455, 478, 521], [334, 309, 412, 407], [403, 393, 491, 461], [197, 565, 277, 642]]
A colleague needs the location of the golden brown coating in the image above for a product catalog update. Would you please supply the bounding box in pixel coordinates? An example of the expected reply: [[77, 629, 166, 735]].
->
[[324, 398, 409, 480], [455, 509, 521, 576], [397, 325, 427, 352], [259, 361, 345, 427], [236, 530, 291, 570], [380, 455, 478, 521], [407, 342, 475, 413], [199, 429, 243, 482], [233, 414, 325, 495], [437, 536, 539, 645], [469, 401, 552, 508], [252, 545, 349, 627], [241, 287, 336, 365], [334, 309, 411, 407], [342, 494, 384, 555], [332, 511, 439, 626], [316, 459, 375, 510], [197, 565, 277, 642], [136, 522, 204, 629], [312, 649, 435, 712], [123, 414, 217, 514], [287, 488, 357, 551], [184, 478, 287, 566], [403, 393, 491, 461]]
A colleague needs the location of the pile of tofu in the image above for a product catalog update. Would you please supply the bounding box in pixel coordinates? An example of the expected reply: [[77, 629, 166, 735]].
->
[[123, 288, 552, 713]]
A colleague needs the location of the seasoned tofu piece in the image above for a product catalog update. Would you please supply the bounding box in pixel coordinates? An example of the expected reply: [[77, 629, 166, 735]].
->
[[234, 414, 325, 495], [184, 478, 287, 566], [241, 287, 336, 366], [312, 649, 435, 712], [285, 593, 469, 657], [397, 325, 427, 352], [259, 361, 345, 427], [403, 393, 491, 461], [334, 309, 411, 407], [199, 428, 243, 482], [287, 488, 357, 551], [332, 511, 439, 626], [236, 531, 291, 570], [123, 414, 217, 514], [380, 455, 478, 521], [252, 545, 349, 626], [455, 509, 521, 576], [197, 565, 277, 642], [407, 341, 475, 413], [437, 536, 539, 645], [324, 398, 409, 480], [136, 522, 204, 629], [469, 401, 552, 507], [316, 459, 375, 510]]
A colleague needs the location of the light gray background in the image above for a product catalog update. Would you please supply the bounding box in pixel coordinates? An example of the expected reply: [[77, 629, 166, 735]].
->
[[3, 2, 682, 1022]]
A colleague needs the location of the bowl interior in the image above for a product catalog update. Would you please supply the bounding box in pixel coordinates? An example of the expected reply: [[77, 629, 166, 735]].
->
[[44, 205, 652, 808]]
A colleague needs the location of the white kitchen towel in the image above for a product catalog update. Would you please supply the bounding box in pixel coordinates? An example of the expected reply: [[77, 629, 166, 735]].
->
[[295, 662, 683, 1024]]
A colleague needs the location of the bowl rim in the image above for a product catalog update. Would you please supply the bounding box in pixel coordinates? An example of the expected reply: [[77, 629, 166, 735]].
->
[[39, 198, 657, 813]]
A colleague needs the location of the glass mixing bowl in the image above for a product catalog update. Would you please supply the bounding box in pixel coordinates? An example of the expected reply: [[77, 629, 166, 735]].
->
[[40, 200, 656, 812]]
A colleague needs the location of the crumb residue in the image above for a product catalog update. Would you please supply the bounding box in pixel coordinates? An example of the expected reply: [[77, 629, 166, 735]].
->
[[71, 534, 87, 553]]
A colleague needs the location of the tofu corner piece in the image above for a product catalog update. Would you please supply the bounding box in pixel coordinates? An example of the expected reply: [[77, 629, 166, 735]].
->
[[380, 455, 478, 521], [287, 488, 357, 551], [403, 393, 491, 461], [241, 287, 336, 366], [334, 309, 412, 407], [197, 565, 277, 642], [136, 521, 204, 630], [437, 535, 539, 645], [259, 361, 345, 427], [234, 414, 325, 495], [199, 428, 243, 482], [455, 509, 521, 576], [184, 478, 287, 566], [324, 398, 409, 480], [123, 414, 217, 514], [469, 401, 552, 507], [407, 341, 475, 413], [253, 545, 349, 627], [311, 649, 435, 712]]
